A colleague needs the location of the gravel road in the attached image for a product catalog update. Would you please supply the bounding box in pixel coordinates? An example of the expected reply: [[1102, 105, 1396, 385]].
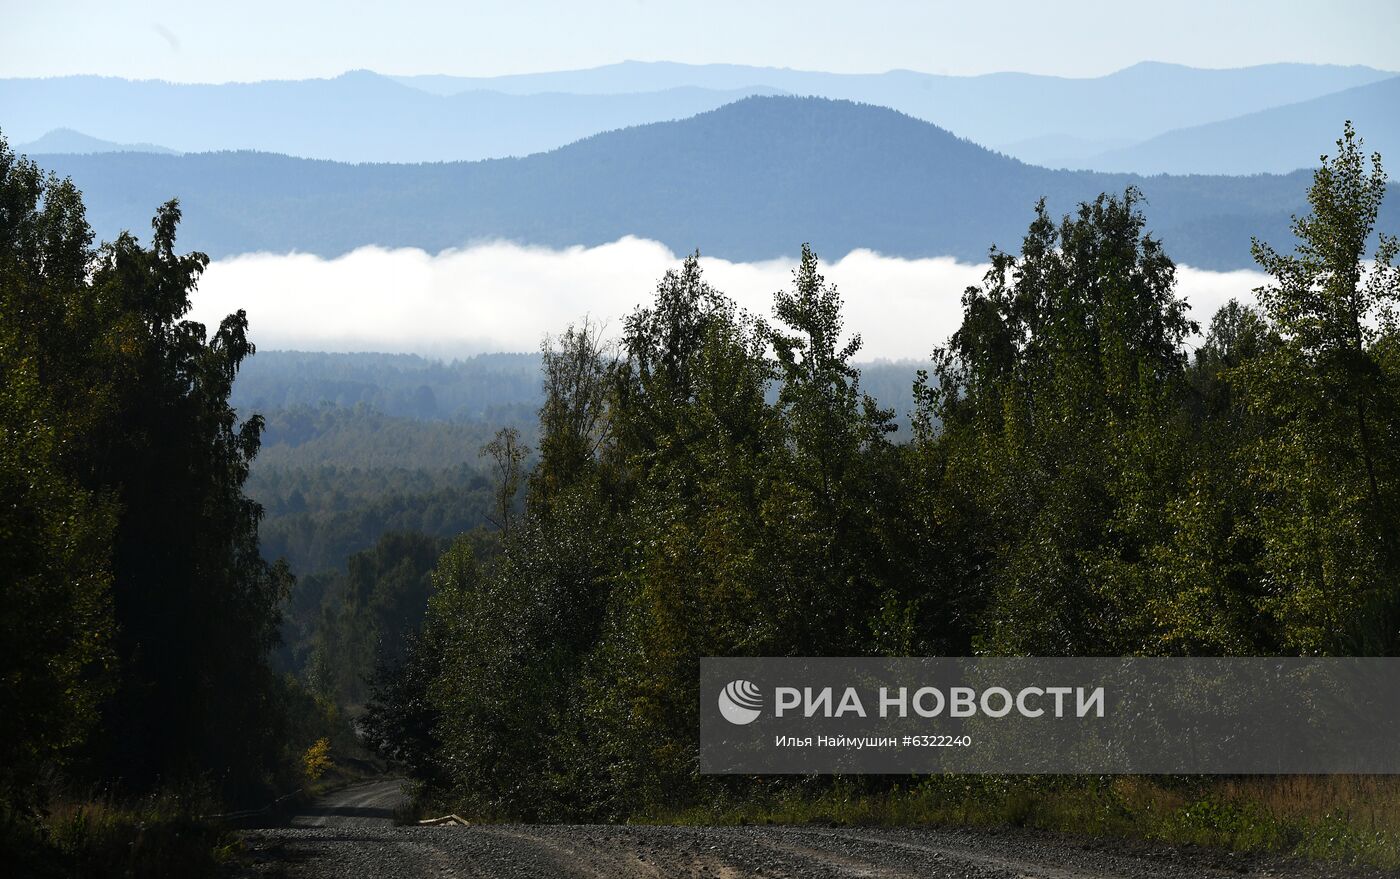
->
[[234, 779, 1388, 879]]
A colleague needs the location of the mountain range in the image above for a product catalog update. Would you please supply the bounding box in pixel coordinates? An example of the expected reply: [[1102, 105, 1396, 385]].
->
[[1088, 76, 1400, 175], [32, 96, 1391, 271], [391, 60, 1395, 159], [15, 127, 177, 155], [0, 74, 780, 163], [4, 62, 1395, 173]]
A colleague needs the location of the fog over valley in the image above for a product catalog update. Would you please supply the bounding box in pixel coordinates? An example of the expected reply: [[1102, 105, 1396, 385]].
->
[[192, 238, 1268, 360]]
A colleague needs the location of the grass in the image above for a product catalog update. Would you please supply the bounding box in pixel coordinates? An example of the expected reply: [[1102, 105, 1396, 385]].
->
[[2, 791, 238, 879], [652, 775, 1400, 869], [3, 737, 380, 876]]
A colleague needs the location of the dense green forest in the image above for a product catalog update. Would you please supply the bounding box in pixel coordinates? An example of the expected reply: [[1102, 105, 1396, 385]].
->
[[230, 349, 927, 426], [248, 407, 509, 572], [230, 350, 542, 421], [0, 135, 344, 873], [361, 125, 1400, 821]]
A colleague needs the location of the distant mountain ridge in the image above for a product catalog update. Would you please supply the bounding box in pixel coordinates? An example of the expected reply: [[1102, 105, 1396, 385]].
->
[[1087, 76, 1400, 175], [0, 74, 784, 162], [389, 59, 1394, 151], [16, 127, 177, 155], [2, 62, 1392, 168], [30, 96, 1393, 271]]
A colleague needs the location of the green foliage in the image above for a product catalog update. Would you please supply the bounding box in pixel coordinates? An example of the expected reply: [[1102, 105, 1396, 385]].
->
[[77, 199, 293, 801], [16, 793, 235, 879], [462, 508, 617, 816], [307, 531, 447, 707], [921, 189, 1199, 655], [1233, 122, 1400, 654], [0, 137, 115, 809], [361, 630, 445, 786], [1, 133, 310, 824], [763, 245, 915, 655], [589, 256, 783, 812]]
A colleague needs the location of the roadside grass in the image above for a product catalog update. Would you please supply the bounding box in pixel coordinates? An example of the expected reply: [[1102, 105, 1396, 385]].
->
[[653, 775, 1400, 869], [390, 784, 435, 825], [4, 748, 384, 879], [2, 792, 238, 879]]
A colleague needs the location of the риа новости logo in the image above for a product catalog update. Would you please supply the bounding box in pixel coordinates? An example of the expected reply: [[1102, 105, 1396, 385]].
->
[[718, 680, 763, 725]]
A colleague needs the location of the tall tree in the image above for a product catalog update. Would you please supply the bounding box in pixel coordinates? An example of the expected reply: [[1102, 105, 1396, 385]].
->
[[1235, 122, 1400, 653], [480, 427, 530, 535], [922, 191, 1197, 655], [592, 255, 780, 812], [0, 138, 115, 809], [762, 245, 914, 654], [79, 200, 291, 797], [530, 320, 612, 510], [1, 136, 296, 806]]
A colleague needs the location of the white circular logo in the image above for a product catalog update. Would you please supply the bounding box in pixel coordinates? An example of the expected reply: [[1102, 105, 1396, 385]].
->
[[718, 679, 763, 725]]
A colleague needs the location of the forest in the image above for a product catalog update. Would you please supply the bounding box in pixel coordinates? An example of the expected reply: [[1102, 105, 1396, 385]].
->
[[0, 134, 336, 874], [2, 123, 1399, 872]]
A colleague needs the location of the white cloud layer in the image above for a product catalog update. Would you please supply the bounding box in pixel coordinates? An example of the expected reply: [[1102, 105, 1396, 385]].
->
[[190, 238, 1268, 361]]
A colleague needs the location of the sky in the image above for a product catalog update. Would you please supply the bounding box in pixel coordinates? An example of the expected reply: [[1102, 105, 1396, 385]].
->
[[2, 0, 1397, 82]]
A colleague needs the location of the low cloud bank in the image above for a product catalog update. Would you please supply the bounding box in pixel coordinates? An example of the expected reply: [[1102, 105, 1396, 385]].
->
[[191, 238, 1268, 361]]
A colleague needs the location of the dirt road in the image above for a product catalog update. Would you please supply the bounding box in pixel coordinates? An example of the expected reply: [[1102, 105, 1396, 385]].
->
[[286, 777, 408, 829], [235, 779, 1382, 878]]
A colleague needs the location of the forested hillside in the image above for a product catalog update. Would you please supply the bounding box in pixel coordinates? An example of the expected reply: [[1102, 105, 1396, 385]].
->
[[231, 350, 542, 420], [33, 96, 1390, 269], [248, 408, 507, 573]]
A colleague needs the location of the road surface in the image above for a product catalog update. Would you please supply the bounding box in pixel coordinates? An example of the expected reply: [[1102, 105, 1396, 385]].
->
[[234, 778, 1384, 878]]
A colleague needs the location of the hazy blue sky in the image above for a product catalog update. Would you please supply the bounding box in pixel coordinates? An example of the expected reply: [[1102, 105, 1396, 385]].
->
[[3, 0, 1397, 81]]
